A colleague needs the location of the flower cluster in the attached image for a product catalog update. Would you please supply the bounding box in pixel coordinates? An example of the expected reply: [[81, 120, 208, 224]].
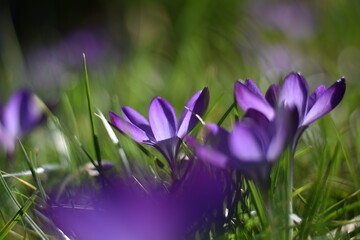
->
[[110, 73, 346, 185], [193, 73, 345, 185], [234, 72, 346, 150]]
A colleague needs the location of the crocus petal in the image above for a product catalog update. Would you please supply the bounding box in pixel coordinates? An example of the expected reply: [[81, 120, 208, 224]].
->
[[149, 97, 177, 141], [265, 84, 280, 107], [3, 91, 22, 136], [235, 80, 275, 120], [109, 112, 152, 144], [203, 123, 231, 155], [4, 90, 42, 137], [177, 87, 209, 139], [243, 109, 270, 130], [229, 122, 264, 162], [0, 126, 16, 155], [20, 93, 43, 133], [302, 77, 346, 126], [266, 105, 299, 161], [121, 106, 155, 141], [244, 79, 266, 99], [196, 144, 230, 169], [154, 137, 181, 167], [278, 72, 308, 121], [307, 85, 326, 112], [243, 109, 271, 150], [187, 124, 231, 168]]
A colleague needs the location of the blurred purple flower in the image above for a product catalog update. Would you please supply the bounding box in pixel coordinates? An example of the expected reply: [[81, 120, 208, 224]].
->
[[189, 106, 298, 185], [109, 87, 209, 171], [0, 89, 44, 156], [26, 28, 112, 93], [257, 45, 324, 80], [47, 181, 180, 240], [249, 1, 316, 40], [60, 30, 109, 65], [46, 161, 229, 240], [258, 45, 293, 78], [235, 72, 346, 148]]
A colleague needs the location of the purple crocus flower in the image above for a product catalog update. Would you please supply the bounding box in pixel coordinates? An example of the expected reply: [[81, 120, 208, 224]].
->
[[0, 90, 44, 157], [235, 72, 346, 149], [109, 87, 209, 172], [190, 106, 298, 185]]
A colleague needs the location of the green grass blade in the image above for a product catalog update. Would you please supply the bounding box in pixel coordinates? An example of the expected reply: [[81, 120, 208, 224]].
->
[[319, 189, 360, 219], [291, 184, 311, 205], [323, 201, 360, 223], [0, 173, 48, 240], [96, 110, 131, 174], [62, 93, 80, 137], [298, 147, 332, 239], [217, 102, 236, 126], [18, 140, 47, 201], [32, 153, 48, 201], [83, 53, 102, 168], [247, 180, 269, 229], [0, 170, 37, 191], [34, 95, 61, 130], [74, 136, 99, 172], [331, 120, 359, 188], [0, 190, 38, 239], [294, 146, 313, 158]]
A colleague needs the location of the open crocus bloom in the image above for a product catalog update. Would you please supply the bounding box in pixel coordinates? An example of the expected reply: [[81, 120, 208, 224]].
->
[[235, 72, 346, 148], [110, 87, 209, 171], [190, 106, 298, 185], [0, 90, 44, 156]]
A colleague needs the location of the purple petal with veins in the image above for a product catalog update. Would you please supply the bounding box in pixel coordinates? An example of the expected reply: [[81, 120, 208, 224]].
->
[[149, 97, 177, 141], [244, 79, 267, 100], [302, 77, 346, 126], [278, 72, 308, 121], [307, 85, 326, 112], [109, 112, 153, 144], [177, 87, 209, 139], [121, 106, 155, 141], [235, 80, 275, 120]]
